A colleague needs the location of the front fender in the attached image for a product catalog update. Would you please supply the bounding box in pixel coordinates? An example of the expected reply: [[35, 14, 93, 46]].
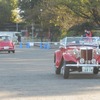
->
[[63, 53, 77, 63], [95, 55, 100, 63], [54, 50, 63, 68]]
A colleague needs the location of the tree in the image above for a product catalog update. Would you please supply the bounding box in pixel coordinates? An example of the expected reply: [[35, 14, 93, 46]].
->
[[18, 0, 42, 20], [18, 0, 100, 38], [62, 0, 100, 26], [0, 0, 19, 30], [38, 0, 84, 37], [0, 0, 12, 25]]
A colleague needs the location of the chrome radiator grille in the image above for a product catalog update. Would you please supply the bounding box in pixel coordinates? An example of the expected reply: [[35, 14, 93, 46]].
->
[[81, 48, 93, 64]]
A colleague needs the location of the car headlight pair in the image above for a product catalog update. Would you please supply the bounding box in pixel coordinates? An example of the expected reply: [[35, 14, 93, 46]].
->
[[80, 58, 96, 64]]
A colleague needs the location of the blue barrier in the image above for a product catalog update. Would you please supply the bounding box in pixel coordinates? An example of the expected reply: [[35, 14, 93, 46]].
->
[[47, 43, 50, 49], [43, 43, 50, 49], [19, 42, 22, 48], [44, 43, 47, 49], [40, 42, 43, 49], [26, 42, 30, 48], [19, 42, 51, 49]]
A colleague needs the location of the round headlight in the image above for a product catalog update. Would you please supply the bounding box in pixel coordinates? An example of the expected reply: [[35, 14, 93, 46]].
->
[[91, 59, 96, 64], [73, 49, 78, 54], [96, 49, 100, 55], [80, 58, 85, 64], [73, 49, 80, 58]]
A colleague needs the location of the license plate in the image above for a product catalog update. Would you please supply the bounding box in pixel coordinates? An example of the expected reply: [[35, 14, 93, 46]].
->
[[82, 67, 93, 73], [4, 46, 9, 49]]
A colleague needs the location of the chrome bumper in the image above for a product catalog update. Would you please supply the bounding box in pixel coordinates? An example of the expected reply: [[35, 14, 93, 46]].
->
[[65, 64, 100, 67]]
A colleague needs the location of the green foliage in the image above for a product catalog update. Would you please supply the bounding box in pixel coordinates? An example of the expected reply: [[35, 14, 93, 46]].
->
[[0, 0, 12, 25], [62, 0, 100, 26], [18, 0, 42, 19], [19, 0, 41, 10], [18, 0, 100, 39], [92, 29, 100, 36], [0, 0, 18, 27]]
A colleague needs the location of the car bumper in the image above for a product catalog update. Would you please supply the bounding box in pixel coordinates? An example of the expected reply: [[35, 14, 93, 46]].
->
[[0, 48, 15, 51], [65, 64, 100, 73], [65, 64, 100, 67]]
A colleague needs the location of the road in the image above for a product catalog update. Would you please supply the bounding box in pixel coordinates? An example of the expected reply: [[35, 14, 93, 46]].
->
[[0, 47, 100, 100]]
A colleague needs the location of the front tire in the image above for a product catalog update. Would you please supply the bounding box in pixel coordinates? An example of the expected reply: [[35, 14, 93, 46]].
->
[[62, 61, 69, 79], [55, 67, 61, 74], [54, 55, 61, 75], [93, 67, 99, 74], [8, 51, 10, 53], [12, 50, 15, 53], [63, 66, 69, 79]]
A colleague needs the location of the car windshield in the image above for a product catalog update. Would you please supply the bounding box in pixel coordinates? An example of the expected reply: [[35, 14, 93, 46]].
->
[[0, 36, 12, 41], [60, 37, 100, 47]]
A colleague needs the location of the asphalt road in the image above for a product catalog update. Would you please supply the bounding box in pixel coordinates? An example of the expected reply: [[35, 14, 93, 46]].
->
[[0, 47, 100, 100]]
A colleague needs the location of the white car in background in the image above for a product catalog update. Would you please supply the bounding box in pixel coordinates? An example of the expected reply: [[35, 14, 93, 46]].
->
[[0, 31, 21, 43]]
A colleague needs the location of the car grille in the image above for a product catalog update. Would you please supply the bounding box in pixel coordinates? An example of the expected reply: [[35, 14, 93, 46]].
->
[[81, 48, 93, 64]]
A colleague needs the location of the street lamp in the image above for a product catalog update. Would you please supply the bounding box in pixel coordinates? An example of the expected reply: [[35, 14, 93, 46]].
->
[[40, 9, 43, 42], [13, 8, 21, 32], [32, 22, 34, 42], [14, 15, 21, 32], [16, 22, 19, 32], [40, 9, 43, 27], [15, 18, 20, 32]]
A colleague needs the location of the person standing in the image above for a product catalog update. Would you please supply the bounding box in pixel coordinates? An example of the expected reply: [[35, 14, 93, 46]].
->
[[17, 35, 21, 42]]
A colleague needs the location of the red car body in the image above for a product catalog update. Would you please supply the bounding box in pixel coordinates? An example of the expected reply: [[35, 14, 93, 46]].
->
[[54, 37, 100, 79], [0, 35, 15, 53]]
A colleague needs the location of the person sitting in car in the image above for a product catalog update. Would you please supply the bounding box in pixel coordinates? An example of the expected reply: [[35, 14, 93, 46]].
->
[[83, 29, 92, 37]]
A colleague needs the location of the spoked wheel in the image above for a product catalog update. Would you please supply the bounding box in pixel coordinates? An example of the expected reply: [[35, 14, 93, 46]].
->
[[62, 61, 69, 79]]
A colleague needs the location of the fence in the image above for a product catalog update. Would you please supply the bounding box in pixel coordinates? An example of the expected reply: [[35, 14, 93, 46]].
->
[[18, 42, 60, 49]]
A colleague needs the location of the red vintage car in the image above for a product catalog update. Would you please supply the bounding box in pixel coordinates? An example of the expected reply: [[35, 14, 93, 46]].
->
[[54, 37, 100, 79], [0, 35, 15, 53]]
